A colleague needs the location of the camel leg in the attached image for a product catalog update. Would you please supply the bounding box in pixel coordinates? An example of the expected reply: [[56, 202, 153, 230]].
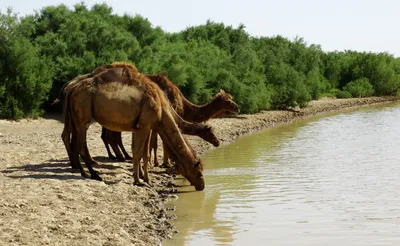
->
[[61, 125, 78, 169], [131, 128, 151, 186], [101, 127, 117, 160], [63, 116, 89, 177], [150, 132, 159, 167], [108, 131, 126, 162], [61, 122, 88, 176], [114, 131, 132, 161], [77, 128, 102, 181], [142, 131, 151, 185], [71, 130, 90, 178], [61, 99, 80, 169], [162, 142, 171, 168], [102, 128, 125, 161]]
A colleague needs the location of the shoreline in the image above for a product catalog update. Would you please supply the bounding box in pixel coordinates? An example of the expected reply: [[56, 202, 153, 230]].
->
[[188, 96, 400, 157], [0, 96, 399, 245]]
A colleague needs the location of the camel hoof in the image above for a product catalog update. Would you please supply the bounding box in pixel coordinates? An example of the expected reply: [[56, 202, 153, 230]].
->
[[69, 161, 80, 169], [91, 161, 100, 167], [81, 171, 91, 178], [91, 174, 103, 181], [70, 164, 80, 170], [134, 181, 150, 188], [161, 163, 172, 168]]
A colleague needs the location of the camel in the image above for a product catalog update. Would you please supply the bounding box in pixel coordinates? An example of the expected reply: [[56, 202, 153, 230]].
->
[[61, 63, 206, 190], [102, 73, 240, 166], [59, 65, 221, 165]]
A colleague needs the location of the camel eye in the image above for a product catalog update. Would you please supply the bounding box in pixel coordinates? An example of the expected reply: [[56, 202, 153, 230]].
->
[[194, 161, 200, 168]]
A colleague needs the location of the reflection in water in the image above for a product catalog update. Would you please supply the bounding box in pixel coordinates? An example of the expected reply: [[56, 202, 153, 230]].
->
[[165, 102, 400, 246]]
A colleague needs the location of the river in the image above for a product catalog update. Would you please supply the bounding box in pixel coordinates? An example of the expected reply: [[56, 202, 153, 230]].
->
[[165, 102, 400, 246]]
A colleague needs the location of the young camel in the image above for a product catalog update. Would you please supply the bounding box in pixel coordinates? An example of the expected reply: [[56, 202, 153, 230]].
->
[[62, 63, 205, 190], [103, 74, 240, 166]]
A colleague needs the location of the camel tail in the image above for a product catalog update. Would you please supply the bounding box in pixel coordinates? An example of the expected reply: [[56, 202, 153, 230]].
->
[[65, 89, 77, 145], [64, 90, 72, 132], [132, 112, 141, 130], [51, 98, 61, 106], [52, 79, 72, 106], [53, 72, 95, 107], [132, 94, 149, 130]]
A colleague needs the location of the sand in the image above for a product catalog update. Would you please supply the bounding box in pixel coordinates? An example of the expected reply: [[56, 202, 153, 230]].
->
[[0, 96, 398, 245]]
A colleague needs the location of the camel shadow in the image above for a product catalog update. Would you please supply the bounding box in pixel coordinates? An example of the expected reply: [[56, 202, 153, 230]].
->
[[92, 156, 132, 165], [0, 157, 126, 181], [1, 161, 70, 174], [41, 112, 64, 123], [1, 161, 84, 180], [150, 169, 170, 175]]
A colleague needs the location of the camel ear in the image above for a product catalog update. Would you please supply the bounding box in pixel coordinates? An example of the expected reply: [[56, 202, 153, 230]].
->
[[219, 89, 225, 94]]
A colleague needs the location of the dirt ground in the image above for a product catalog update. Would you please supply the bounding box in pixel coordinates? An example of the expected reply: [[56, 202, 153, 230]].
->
[[0, 96, 398, 245]]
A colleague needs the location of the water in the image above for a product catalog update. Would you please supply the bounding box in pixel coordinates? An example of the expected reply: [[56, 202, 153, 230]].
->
[[165, 103, 400, 246]]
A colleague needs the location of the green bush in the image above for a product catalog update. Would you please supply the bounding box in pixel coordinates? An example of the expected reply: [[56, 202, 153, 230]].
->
[[1, 4, 400, 119], [0, 9, 54, 119], [343, 78, 375, 97], [335, 90, 352, 99]]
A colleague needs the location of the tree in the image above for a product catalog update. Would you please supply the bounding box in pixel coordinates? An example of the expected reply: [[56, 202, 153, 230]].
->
[[0, 8, 54, 118]]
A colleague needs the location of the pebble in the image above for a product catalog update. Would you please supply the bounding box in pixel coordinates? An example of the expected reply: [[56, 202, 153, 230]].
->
[[168, 194, 179, 199]]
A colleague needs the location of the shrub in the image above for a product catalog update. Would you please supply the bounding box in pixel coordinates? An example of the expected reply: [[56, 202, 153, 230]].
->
[[335, 90, 352, 99], [0, 10, 54, 119], [343, 78, 375, 97]]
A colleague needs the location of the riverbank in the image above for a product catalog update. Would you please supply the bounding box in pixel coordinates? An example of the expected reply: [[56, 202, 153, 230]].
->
[[0, 96, 398, 245], [186, 96, 400, 157]]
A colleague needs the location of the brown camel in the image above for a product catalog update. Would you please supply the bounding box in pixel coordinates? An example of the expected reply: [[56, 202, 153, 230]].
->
[[58, 65, 220, 164], [103, 73, 239, 166], [61, 63, 205, 190]]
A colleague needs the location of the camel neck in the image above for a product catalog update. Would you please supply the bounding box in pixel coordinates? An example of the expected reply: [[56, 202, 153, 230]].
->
[[183, 99, 219, 123]]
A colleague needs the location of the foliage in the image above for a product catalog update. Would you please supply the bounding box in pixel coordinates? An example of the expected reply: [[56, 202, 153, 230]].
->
[[1, 3, 400, 118], [332, 89, 352, 99], [0, 8, 54, 118], [343, 78, 375, 97]]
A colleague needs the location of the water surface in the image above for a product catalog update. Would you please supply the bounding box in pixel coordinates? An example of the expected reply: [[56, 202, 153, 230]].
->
[[166, 103, 400, 246]]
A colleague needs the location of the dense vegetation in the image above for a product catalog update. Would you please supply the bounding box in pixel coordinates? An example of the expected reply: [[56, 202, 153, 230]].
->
[[1, 3, 400, 119]]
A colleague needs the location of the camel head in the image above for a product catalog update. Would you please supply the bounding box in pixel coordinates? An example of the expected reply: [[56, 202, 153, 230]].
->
[[166, 142, 205, 191], [185, 159, 205, 191], [173, 160, 205, 191], [198, 124, 220, 147], [214, 89, 240, 115]]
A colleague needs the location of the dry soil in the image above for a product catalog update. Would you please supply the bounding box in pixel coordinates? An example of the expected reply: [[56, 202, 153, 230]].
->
[[0, 96, 398, 245]]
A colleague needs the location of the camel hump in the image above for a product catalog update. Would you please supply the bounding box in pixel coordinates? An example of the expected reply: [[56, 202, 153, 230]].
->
[[110, 62, 139, 72]]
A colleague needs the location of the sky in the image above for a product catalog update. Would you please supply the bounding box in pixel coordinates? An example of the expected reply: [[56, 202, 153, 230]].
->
[[1, 0, 400, 57]]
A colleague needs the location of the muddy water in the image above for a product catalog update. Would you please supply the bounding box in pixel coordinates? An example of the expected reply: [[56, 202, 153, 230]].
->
[[165, 102, 400, 246]]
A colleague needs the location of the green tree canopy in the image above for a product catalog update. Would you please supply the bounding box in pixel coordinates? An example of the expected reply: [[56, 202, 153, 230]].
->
[[1, 3, 399, 118]]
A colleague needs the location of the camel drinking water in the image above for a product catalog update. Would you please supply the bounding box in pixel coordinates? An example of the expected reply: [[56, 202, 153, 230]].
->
[[101, 72, 240, 167], [61, 63, 206, 190]]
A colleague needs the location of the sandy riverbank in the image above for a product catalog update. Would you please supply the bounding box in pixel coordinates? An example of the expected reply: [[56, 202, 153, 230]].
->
[[0, 96, 398, 245]]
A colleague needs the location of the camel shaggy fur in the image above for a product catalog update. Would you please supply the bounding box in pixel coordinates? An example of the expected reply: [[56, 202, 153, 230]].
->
[[61, 63, 206, 190]]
